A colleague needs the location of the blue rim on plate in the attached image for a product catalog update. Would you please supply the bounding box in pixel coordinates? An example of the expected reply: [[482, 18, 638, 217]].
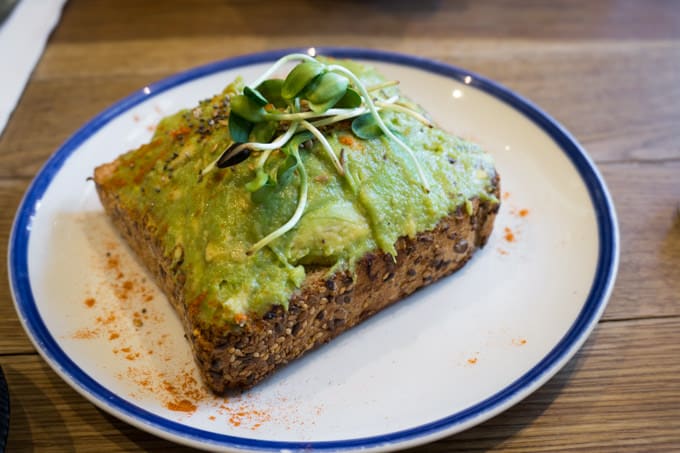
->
[[8, 48, 619, 451]]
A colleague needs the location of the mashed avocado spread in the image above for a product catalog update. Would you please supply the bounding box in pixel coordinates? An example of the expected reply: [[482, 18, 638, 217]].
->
[[107, 57, 497, 326]]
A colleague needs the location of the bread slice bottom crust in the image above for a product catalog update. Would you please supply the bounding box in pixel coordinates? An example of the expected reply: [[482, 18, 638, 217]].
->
[[95, 162, 500, 393]]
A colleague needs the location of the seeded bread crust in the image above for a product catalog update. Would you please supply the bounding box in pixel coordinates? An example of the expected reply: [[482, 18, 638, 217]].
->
[[94, 161, 499, 393]]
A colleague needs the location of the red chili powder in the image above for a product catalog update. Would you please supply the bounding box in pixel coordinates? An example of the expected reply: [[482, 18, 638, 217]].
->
[[234, 313, 248, 326], [169, 126, 191, 139], [503, 227, 516, 243], [93, 237, 286, 426], [229, 415, 242, 427], [166, 399, 197, 413], [157, 371, 207, 414], [217, 403, 271, 429], [106, 255, 119, 270], [72, 328, 98, 339], [96, 312, 117, 325], [339, 135, 354, 146]]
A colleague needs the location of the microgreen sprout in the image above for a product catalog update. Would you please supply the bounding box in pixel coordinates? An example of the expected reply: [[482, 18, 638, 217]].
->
[[205, 53, 433, 254], [247, 139, 309, 255], [299, 120, 344, 175], [250, 53, 318, 88], [327, 64, 430, 192], [375, 101, 433, 127], [365, 79, 400, 92]]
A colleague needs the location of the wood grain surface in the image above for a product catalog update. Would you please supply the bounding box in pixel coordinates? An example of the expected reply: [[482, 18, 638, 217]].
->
[[1, 0, 679, 451]]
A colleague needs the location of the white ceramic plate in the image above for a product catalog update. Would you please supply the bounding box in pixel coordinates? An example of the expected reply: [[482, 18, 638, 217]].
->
[[8, 48, 619, 452]]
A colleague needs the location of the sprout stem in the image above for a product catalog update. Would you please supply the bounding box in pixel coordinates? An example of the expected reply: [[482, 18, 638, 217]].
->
[[200, 156, 220, 177], [375, 102, 433, 127], [201, 123, 300, 176], [267, 110, 330, 122], [254, 148, 274, 169], [250, 53, 318, 88], [328, 64, 430, 192], [267, 106, 367, 122], [308, 96, 397, 128], [309, 107, 367, 128], [247, 150, 308, 255], [299, 120, 345, 175], [242, 121, 300, 152], [366, 80, 400, 92]]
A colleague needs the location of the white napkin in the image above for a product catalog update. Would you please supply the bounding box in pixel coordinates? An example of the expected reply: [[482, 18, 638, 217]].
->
[[0, 0, 68, 136]]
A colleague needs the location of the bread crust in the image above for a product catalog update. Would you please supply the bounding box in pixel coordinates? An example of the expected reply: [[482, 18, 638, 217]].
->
[[95, 161, 500, 393]]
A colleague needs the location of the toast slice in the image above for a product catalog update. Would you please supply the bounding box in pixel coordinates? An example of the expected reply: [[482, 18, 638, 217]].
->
[[93, 58, 500, 392]]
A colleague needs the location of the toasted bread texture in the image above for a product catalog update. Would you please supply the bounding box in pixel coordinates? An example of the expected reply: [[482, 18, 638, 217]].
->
[[95, 158, 498, 392]]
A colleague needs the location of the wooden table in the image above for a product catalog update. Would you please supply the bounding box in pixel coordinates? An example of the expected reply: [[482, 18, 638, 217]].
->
[[1, 1, 679, 451]]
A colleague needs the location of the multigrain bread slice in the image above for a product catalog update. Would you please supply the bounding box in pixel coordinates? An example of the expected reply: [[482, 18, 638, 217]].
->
[[93, 56, 500, 392], [95, 162, 499, 391]]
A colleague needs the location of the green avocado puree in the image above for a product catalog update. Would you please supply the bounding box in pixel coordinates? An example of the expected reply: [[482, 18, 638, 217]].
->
[[106, 60, 497, 327]]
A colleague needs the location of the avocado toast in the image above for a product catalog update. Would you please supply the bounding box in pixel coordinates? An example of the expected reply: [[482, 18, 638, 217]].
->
[[94, 54, 500, 392]]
